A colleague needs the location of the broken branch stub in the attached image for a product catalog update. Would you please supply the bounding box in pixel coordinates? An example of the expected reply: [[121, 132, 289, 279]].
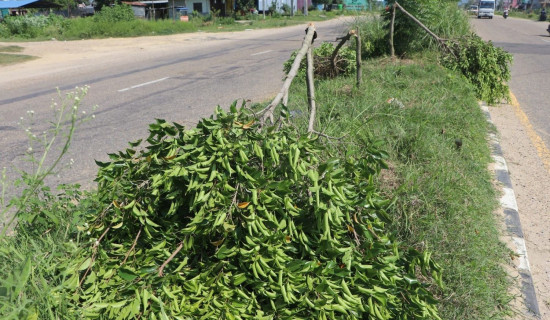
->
[[331, 30, 356, 75]]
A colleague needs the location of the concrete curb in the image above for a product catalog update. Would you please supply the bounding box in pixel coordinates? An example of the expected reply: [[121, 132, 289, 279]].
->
[[482, 105, 541, 319]]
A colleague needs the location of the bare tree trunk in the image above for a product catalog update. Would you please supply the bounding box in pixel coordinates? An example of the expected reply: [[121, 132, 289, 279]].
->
[[260, 24, 317, 124], [306, 45, 316, 133], [355, 28, 361, 88], [390, 3, 396, 58], [331, 30, 355, 75]]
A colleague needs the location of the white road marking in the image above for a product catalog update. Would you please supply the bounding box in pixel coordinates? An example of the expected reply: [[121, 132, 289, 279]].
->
[[251, 50, 273, 56], [118, 77, 170, 92], [541, 38, 550, 43]]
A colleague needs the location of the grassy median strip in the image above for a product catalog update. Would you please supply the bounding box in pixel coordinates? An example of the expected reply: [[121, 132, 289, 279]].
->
[[286, 55, 512, 319]]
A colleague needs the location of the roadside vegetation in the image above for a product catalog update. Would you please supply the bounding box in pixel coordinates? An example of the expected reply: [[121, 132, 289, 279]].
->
[[1, 0, 515, 319], [0, 4, 355, 41]]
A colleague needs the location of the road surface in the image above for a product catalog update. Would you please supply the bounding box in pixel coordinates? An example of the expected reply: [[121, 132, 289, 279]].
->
[[0, 17, 354, 191]]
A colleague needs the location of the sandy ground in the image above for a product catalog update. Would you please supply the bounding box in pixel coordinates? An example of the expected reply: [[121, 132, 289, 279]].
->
[[488, 99, 550, 318], [3, 29, 550, 318], [2, 32, 235, 84]]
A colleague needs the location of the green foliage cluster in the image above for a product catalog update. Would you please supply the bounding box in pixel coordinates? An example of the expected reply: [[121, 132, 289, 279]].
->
[[381, 0, 472, 57], [283, 42, 356, 78], [42, 104, 442, 319], [354, 16, 387, 59], [1, 15, 50, 38], [93, 4, 135, 23], [442, 34, 513, 105]]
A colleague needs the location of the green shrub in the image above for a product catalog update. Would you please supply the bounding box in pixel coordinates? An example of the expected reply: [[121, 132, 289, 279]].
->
[[355, 16, 387, 59], [384, 0, 471, 57], [93, 4, 135, 23], [2, 15, 48, 38]]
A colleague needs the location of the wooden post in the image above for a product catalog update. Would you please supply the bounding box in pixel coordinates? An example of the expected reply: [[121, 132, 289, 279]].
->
[[355, 28, 361, 88], [390, 3, 396, 58], [306, 44, 316, 133]]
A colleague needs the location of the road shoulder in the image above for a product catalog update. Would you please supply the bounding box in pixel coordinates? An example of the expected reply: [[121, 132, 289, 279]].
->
[[487, 100, 550, 318]]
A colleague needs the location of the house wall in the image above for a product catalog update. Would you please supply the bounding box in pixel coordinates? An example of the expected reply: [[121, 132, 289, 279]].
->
[[189, 0, 210, 13], [258, 0, 312, 12]]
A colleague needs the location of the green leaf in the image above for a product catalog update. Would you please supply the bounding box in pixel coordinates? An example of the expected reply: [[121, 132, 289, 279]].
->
[[119, 267, 138, 281]]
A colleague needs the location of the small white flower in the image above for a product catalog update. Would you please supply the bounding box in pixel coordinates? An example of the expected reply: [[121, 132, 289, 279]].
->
[[20, 117, 24, 120], [69, 239, 73, 242], [75, 97, 80, 101], [84, 223, 88, 227], [86, 231, 91, 235], [32, 134, 36, 139], [73, 106, 78, 110], [27, 147, 32, 152], [70, 158, 74, 165], [92, 115, 96, 119], [94, 241, 99, 246], [82, 110, 86, 114]]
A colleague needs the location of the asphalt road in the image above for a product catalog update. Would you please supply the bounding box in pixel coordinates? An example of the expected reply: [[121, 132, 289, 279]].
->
[[471, 15, 550, 148], [0, 18, 354, 191]]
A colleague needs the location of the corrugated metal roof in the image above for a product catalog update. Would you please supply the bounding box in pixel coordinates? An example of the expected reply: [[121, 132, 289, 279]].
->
[[0, 0, 39, 9]]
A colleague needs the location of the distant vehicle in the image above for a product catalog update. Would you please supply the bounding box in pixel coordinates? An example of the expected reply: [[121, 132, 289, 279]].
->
[[468, 5, 478, 15], [477, 0, 495, 19]]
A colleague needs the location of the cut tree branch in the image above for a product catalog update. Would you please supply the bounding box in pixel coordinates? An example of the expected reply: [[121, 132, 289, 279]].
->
[[306, 44, 316, 133], [259, 23, 317, 124], [394, 2, 450, 52], [158, 241, 184, 277]]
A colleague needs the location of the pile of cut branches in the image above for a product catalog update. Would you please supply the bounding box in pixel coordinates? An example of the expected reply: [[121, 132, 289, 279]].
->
[[284, 42, 356, 79], [56, 104, 442, 319], [441, 34, 513, 105]]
